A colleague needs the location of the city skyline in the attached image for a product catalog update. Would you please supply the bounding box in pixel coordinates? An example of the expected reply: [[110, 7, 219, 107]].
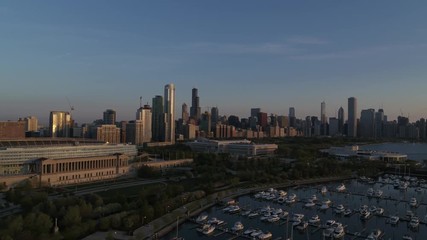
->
[[1, 1, 427, 123]]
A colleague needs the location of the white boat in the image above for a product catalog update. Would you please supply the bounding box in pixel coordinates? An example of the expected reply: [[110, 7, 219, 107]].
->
[[333, 225, 345, 238], [410, 197, 417, 207], [369, 206, 377, 213], [360, 209, 371, 220], [402, 235, 413, 240], [196, 214, 208, 223], [279, 211, 289, 219], [277, 197, 286, 204], [251, 229, 263, 237], [374, 190, 383, 197], [248, 212, 259, 218], [367, 188, 374, 196], [244, 228, 255, 235], [292, 220, 302, 227], [260, 212, 272, 221], [202, 225, 215, 235], [365, 229, 382, 240], [207, 217, 224, 225], [278, 190, 287, 197], [343, 209, 352, 216], [231, 221, 244, 231], [336, 183, 346, 192], [323, 228, 335, 238], [416, 187, 422, 192], [305, 200, 316, 208], [359, 205, 368, 212], [258, 231, 272, 240], [272, 208, 283, 215], [389, 215, 399, 224], [335, 204, 345, 213], [375, 208, 384, 215], [308, 215, 320, 224], [241, 210, 251, 216], [292, 213, 304, 222], [267, 215, 280, 223], [295, 221, 308, 231], [324, 220, 336, 228], [409, 216, 419, 228], [310, 194, 317, 201], [286, 193, 297, 204], [228, 205, 241, 213], [321, 186, 328, 194]]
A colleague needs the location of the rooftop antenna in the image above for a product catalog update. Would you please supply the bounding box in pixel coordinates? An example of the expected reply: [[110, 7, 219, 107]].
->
[[139, 96, 142, 108]]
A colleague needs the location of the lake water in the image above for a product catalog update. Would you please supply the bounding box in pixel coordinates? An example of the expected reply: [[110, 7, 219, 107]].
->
[[360, 143, 427, 161], [163, 178, 427, 240]]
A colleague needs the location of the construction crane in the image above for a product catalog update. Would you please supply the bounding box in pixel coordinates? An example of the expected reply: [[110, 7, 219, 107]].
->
[[66, 97, 75, 114]]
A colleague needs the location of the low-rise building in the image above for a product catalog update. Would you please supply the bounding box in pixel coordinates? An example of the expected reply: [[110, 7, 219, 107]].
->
[[186, 138, 277, 156], [321, 145, 407, 162]]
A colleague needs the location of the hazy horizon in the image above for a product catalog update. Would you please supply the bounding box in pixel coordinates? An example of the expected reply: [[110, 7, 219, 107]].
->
[[1, 1, 427, 124]]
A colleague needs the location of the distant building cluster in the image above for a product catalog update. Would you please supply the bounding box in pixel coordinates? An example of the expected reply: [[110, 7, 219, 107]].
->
[[1, 88, 426, 146]]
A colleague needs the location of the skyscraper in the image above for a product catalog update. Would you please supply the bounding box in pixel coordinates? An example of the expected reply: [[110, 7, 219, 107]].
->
[[103, 109, 116, 125], [49, 111, 72, 137], [250, 108, 261, 118], [360, 109, 375, 138], [190, 88, 201, 121], [200, 111, 211, 137], [136, 104, 152, 143], [321, 101, 327, 135], [347, 97, 357, 137], [375, 109, 384, 138], [211, 107, 219, 126], [338, 107, 344, 134], [151, 95, 164, 141], [24, 116, 38, 132], [164, 83, 175, 143], [182, 103, 189, 123], [289, 107, 296, 128]]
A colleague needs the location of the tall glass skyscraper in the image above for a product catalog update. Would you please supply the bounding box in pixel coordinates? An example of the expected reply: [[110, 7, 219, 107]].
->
[[348, 97, 357, 137], [164, 83, 175, 143], [190, 88, 201, 121], [151, 95, 164, 141]]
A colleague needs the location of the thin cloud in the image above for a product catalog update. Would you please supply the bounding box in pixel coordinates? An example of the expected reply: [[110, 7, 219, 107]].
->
[[181, 42, 302, 55], [286, 36, 329, 45]]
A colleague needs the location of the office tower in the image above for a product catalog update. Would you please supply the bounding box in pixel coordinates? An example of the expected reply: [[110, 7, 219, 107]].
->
[[136, 104, 152, 143], [152, 95, 164, 141], [360, 109, 375, 138], [338, 107, 344, 134], [321, 101, 327, 135], [289, 107, 296, 127], [250, 108, 261, 118], [375, 109, 384, 138], [329, 117, 339, 136], [24, 116, 38, 132], [418, 118, 426, 140], [120, 121, 127, 143], [277, 115, 289, 128], [304, 116, 312, 137], [200, 111, 211, 137], [257, 112, 268, 129], [96, 125, 120, 143], [228, 115, 241, 128], [182, 103, 189, 123], [347, 97, 357, 137], [164, 83, 175, 143], [49, 111, 72, 137], [211, 107, 219, 126], [190, 88, 201, 121], [103, 109, 116, 125]]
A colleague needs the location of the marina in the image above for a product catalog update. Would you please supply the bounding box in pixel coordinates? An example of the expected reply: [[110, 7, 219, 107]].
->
[[163, 175, 427, 239]]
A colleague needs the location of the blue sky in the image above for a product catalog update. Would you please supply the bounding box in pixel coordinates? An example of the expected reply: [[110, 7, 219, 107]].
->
[[1, 1, 427, 124]]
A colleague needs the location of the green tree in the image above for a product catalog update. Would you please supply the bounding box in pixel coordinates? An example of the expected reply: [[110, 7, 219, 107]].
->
[[63, 205, 82, 226], [7, 215, 23, 237]]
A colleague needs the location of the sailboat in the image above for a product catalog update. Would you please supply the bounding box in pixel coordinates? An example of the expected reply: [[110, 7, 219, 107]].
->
[[171, 217, 184, 240]]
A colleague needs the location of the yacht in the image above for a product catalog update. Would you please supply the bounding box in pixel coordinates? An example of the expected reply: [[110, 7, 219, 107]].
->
[[231, 221, 244, 232], [305, 200, 316, 208], [310, 194, 317, 201], [333, 225, 345, 238], [308, 215, 320, 224], [409, 216, 419, 228], [375, 208, 384, 215], [258, 231, 273, 240], [196, 214, 208, 223], [323, 228, 334, 238], [366, 229, 382, 240], [367, 188, 374, 196], [202, 225, 215, 235], [286, 193, 297, 204], [402, 235, 413, 240], [244, 228, 256, 235], [272, 208, 283, 215], [267, 215, 280, 223], [241, 210, 251, 216], [251, 229, 263, 238], [260, 212, 272, 221], [343, 209, 352, 216], [295, 221, 308, 231], [374, 190, 383, 198], [389, 215, 399, 224], [228, 205, 241, 214], [360, 209, 371, 220], [410, 197, 417, 207], [278, 190, 287, 197], [324, 220, 336, 228], [248, 212, 259, 218], [359, 205, 368, 212], [369, 206, 377, 213], [279, 211, 289, 219], [415, 187, 422, 192], [336, 183, 346, 192], [292, 220, 302, 227], [321, 186, 328, 194], [277, 197, 286, 204], [207, 217, 224, 225], [292, 213, 304, 222], [335, 204, 345, 214]]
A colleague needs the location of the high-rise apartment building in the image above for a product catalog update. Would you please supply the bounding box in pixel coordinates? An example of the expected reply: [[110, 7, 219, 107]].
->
[[136, 104, 152, 143], [164, 83, 175, 143], [190, 88, 201, 121], [151, 95, 164, 141], [338, 107, 344, 134], [182, 103, 189, 123], [49, 111, 72, 138], [24, 116, 38, 132], [103, 109, 116, 125], [257, 112, 268, 129], [360, 109, 375, 138], [347, 97, 357, 137]]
